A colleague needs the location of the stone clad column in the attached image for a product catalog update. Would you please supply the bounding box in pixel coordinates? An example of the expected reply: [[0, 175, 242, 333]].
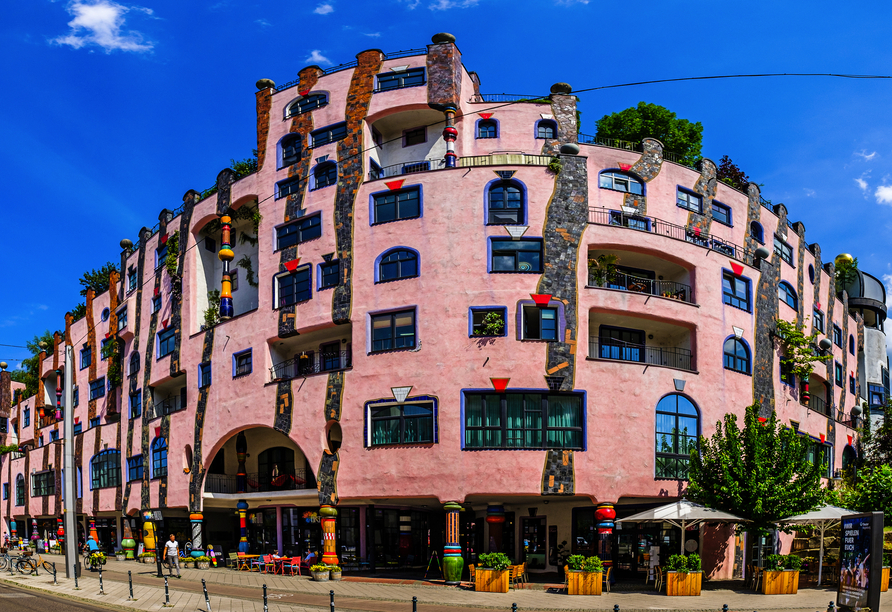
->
[[190, 512, 203, 558], [443, 502, 463, 585], [320, 505, 338, 565], [218, 215, 234, 319]]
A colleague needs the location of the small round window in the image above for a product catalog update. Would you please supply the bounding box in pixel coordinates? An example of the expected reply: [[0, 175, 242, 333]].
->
[[101, 308, 110, 322], [808, 264, 815, 284]]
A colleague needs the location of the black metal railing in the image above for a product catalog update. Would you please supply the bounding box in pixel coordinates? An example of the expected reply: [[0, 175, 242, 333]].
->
[[468, 93, 549, 103], [370, 159, 445, 180], [156, 394, 185, 417], [204, 468, 312, 494], [578, 133, 641, 151], [588, 207, 756, 267], [270, 350, 352, 381], [805, 394, 829, 416], [589, 338, 693, 372], [662, 150, 697, 169], [760, 196, 774, 211], [274, 49, 427, 92], [836, 409, 856, 428], [587, 271, 694, 304]]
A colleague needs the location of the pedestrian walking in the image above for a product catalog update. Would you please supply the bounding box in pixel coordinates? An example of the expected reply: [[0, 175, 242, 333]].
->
[[164, 534, 181, 578]]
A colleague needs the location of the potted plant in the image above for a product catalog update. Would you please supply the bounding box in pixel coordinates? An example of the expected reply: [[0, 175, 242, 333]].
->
[[194, 555, 211, 570], [567, 555, 603, 595], [329, 565, 342, 581], [310, 563, 330, 581], [588, 254, 620, 287], [115, 550, 126, 562], [139, 551, 156, 564], [475, 553, 510, 593], [665, 554, 702, 596], [762, 554, 800, 594]]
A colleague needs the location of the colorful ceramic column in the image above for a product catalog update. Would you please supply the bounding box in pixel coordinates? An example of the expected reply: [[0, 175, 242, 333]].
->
[[443, 502, 463, 585], [237, 500, 249, 553], [235, 431, 247, 494], [320, 505, 338, 565], [121, 519, 136, 560], [89, 517, 98, 543], [56, 517, 64, 547], [190, 512, 203, 558], [10, 520, 16, 544], [218, 215, 235, 319], [486, 504, 505, 552], [595, 502, 616, 578], [142, 510, 156, 551], [31, 519, 39, 546], [54, 369, 62, 420], [443, 106, 458, 168]]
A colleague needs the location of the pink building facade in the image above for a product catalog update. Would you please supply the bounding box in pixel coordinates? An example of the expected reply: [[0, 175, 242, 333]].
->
[[0, 33, 887, 581]]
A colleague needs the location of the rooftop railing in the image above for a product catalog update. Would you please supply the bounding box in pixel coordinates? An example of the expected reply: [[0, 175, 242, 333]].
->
[[468, 93, 550, 103], [578, 133, 641, 151], [274, 48, 428, 93], [589, 338, 694, 372]]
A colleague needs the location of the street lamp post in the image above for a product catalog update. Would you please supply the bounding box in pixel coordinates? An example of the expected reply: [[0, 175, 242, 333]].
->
[[63, 345, 77, 578]]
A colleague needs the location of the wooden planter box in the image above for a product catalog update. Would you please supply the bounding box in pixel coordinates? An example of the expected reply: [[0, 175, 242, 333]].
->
[[475, 568, 509, 593], [567, 570, 602, 595], [666, 571, 702, 596], [762, 570, 799, 594], [882, 567, 890, 592]]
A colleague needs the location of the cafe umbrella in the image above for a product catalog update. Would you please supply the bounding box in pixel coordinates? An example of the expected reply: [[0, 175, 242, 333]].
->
[[778, 504, 850, 587]]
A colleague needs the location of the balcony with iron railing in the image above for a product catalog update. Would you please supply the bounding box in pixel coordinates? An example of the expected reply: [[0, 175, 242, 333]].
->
[[803, 393, 830, 417], [588, 338, 694, 372], [204, 468, 314, 494], [587, 268, 694, 305], [270, 350, 352, 382], [367, 153, 552, 183]]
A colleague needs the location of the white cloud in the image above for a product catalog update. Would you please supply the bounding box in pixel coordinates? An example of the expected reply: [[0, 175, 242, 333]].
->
[[876, 185, 892, 205], [855, 149, 877, 161], [305, 50, 332, 65], [313, 3, 334, 14], [855, 177, 868, 192], [803, 188, 815, 197], [255, 18, 271, 26], [52, 0, 154, 53], [363, 32, 381, 37], [429, 0, 478, 9]]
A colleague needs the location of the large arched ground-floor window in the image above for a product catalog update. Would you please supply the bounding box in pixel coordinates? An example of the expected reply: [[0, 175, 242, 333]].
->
[[655, 394, 700, 479]]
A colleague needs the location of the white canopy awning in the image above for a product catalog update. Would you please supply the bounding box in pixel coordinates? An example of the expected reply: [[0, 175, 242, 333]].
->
[[778, 504, 851, 586], [618, 500, 750, 554]]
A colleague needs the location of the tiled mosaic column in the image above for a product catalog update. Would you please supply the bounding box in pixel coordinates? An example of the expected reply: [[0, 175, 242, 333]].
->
[[56, 517, 64, 547], [237, 500, 249, 553], [486, 504, 505, 552], [235, 431, 247, 494], [10, 520, 16, 543], [219, 215, 234, 319], [32, 518, 40, 545], [121, 518, 136, 560], [443, 501, 463, 585], [442, 106, 457, 168], [596, 503, 616, 578], [320, 505, 338, 565], [190, 512, 203, 558]]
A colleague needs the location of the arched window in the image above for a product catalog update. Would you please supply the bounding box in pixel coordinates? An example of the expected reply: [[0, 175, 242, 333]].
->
[[129, 352, 140, 377], [842, 445, 857, 471], [487, 181, 524, 225], [536, 119, 557, 139], [14, 474, 24, 506], [286, 93, 327, 118], [655, 394, 699, 479], [258, 447, 296, 491], [750, 221, 764, 243], [599, 170, 644, 195], [91, 449, 121, 489], [723, 338, 750, 374], [378, 249, 418, 282], [152, 438, 167, 478], [778, 281, 798, 310], [312, 162, 337, 190], [477, 119, 497, 139], [281, 134, 301, 168]]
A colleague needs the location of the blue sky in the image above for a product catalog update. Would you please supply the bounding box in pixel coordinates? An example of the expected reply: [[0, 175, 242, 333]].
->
[[3, 0, 892, 366]]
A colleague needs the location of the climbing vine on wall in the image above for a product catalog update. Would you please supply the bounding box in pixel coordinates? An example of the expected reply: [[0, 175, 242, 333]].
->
[[164, 231, 180, 278], [102, 339, 123, 389], [236, 256, 258, 288], [203, 290, 221, 329], [775, 317, 831, 381]]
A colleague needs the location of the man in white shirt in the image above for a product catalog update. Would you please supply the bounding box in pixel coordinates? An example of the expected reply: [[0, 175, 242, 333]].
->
[[164, 534, 181, 578]]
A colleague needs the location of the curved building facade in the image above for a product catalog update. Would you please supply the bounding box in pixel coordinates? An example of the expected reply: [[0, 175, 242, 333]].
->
[[0, 34, 886, 579]]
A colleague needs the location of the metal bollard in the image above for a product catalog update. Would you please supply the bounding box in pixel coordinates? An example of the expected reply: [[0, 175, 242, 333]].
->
[[722, 605, 728, 612], [98, 565, 105, 595], [128, 570, 134, 600], [512, 604, 517, 612], [413, 596, 418, 612], [330, 589, 336, 612], [263, 584, 268, 612], [73, 564, 79, 589], [828, 602, 836, 612], [614, 606, 620, 612], [202, 578, 212, 612], [164, 576, 170, 606], [52, 562, 56, 585]]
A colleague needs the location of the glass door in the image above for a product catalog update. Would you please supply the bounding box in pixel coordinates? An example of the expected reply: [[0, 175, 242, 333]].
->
[[521, 517, 546, 569]]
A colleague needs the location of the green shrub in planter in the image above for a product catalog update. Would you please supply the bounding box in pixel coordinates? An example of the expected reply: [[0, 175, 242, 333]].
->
[[478, 552, 510, 571], [665, 554, 689, 572], [765, 554, 786, 571], [687, 553, 701, 572], [581, 556, 603, 573], [566, 554, 586, 570], [785, 555, 803, 571]]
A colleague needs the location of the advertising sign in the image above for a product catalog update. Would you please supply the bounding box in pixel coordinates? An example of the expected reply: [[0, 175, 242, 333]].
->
[[837, 512, 883, 612]]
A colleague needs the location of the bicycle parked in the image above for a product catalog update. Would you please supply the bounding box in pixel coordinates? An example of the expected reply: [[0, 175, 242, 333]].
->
[[15, 552, 54, 576], [0, 549, 26, 572]]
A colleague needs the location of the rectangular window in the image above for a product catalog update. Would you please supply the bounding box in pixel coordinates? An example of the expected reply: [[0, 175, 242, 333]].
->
[[711, 202, 732, 226], [74, 423, 82, 435], [320, 261, 339, 289], [80, 346, 92, 369], [89, 417, 100, 428], [156, 242, 167, 268], [403, 126, 426, 147], [128, 266, 137, 291], [368, 400, 435, 446], [91, 452, 121, 489], [490, 238, 543, 273], [884, 366, 890, 400], [50, 430, 58, 442], [199, 362, 211, 389], [522, 306, 558, 341], [780, 358, 795, 386], [152, 296, 161, 313], [310, 123, 347, 147], [371, 310, 416, 352], [835, 362, 844, 387], [774, 235, 794, 266], [376, 67, 425, 92], [805, 442, 832, 479], [89, 378, 105, 400], [277, 268, 312, 307], [471, 308, 507, 337], [369, 159, 383, 180], [231, 268, 239, 292], [320, 343, 343, 372], [813, 309, 825, 333], [277, 177, 301, 199], [118, 307, 127, 330], [373, 188, 420, 224], [233, 349, 252, 377], [130, 391, 142, 419], [158, 327, 176, 358], [609, 210, 651, 231], [100, 339, 110, 360], [24, 408, 30, 427], [205, 237, 216, 252], [850, 375, 856, 395], [722, 272, 750, 312], [73, 386, 79, 407], [2, 484, 7, 500], [32, 471, 55, 497], [276, 215, 322, 249], [463, 392, 584, 450], [128, 456, 144, 482], [869, 383, 885, 407], [0, 418, 6, 435], [676, 189, 702, 213], [833, 325, 843, 347], [15, 478, 24, 506]]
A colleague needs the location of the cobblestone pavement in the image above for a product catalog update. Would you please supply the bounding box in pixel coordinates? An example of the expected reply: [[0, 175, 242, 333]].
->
[[2, 554, 888, 612]]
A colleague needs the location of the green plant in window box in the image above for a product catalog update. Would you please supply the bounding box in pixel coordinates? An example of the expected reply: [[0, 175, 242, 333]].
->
[[474, 311, 504, 337]]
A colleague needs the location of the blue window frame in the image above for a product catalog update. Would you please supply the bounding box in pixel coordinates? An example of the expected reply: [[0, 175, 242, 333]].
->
[[676, 188, 702, 213], [15, 475, 24, 506], [100, 339, 110, 360], [89, 417, 100, 428], [156, 242, 167, 268], [376, 67, 425, 92], [91, 449, 121, 490], [80, 346, 91, 369], [535, 119, 557, 139], [276, 215, 321, 249], [373, 188, 420, 224], [127, 455, 144, 482], [276, 177, 301, 199], [286, 93, 327, 117], [152, 437, 167, 478], [813, 309, 825, 333], [130, 391, 141, 419], [281, 134, 301, 167], [118, 306, 127, 329], [312, 162, 337, 190], [490, 238, 543, 273], [369, 159, 383, 180], [73, 386, 79, 407], [310, 122, 347, 147], [23, 408, 29, 427], [158, 327, 176, 358], [711, 201, 732, 226], [367, 399, 436, 446], [835, 361, 844, 387], [233, 349, 252, 377], [833, 324, 843, 347], [723, 338, 750, 374], [377, 249, 418, 282], [850, 375, 856, 395], [89, 378, 105, 400], [128, 266, 137, 291], [522, 305, 557, 340], [470, 307, 508, 337], [655, 394, 700, 479], [722, 272, 750, 312], [778, 282, 798, 310], [74, 422, 82, 435], [750, 221, 764, 244], [869, 383, 885, 407], [808, 264, 815, 284], [477, 119, 497, 139], [50, 429, 59, 442], [774, 235, 794, 266], [850, 334, 856, 355], [152, 296, 161, 313], [319, 261, 339, 290], [276, 267, 312, 307], [2, 484, 7, 500], [199, 362, 211, 389], [599, 171, 644, 195], [487, 181, 524, 225], [463, 391, 584, 450], [371, 309, 416, 353]]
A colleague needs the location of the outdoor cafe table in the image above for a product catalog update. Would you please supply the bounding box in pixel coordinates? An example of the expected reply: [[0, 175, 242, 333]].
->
[[272, 557, 295, 575], [239, 554, 260, 571]]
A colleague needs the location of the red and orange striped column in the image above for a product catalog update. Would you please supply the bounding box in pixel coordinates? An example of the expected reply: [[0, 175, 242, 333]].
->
[[320, 505, 338, 565]]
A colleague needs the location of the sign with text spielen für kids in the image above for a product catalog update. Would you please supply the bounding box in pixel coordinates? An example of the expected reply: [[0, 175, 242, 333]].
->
[[837, 512, 883, 612]]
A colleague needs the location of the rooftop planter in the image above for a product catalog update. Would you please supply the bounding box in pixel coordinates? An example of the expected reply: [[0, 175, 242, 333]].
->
[[475, 553, 510, 593]]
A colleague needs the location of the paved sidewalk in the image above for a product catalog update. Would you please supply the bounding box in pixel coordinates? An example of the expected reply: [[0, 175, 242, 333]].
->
[[5, 553, 889, 612]]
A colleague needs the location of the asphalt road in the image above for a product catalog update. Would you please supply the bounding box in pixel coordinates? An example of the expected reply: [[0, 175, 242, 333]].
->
[[0, 581, 110, 612]]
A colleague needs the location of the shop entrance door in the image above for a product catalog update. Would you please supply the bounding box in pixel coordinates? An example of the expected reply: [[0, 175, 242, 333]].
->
[[521, 517, 546, 569]]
